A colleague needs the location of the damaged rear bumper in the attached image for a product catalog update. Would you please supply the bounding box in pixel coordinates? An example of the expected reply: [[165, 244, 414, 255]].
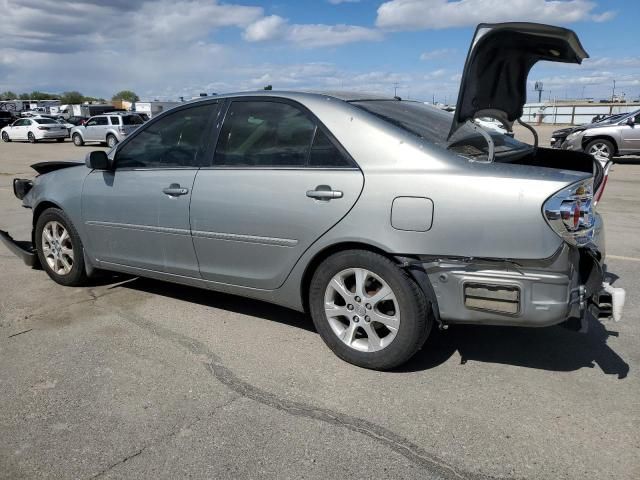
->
[[411, 242, 625, 329], [0, 230, 37, 267]]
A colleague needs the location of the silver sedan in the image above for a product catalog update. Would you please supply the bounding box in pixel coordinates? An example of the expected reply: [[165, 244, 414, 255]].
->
[[1, 23, 625, 369]]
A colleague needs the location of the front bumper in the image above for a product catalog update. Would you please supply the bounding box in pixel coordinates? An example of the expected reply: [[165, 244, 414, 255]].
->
[[0, 230, 37, 267]]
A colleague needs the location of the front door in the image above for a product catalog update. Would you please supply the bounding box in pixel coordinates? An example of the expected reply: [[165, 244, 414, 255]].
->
[[190, 99, 364, 290], [11, 119, 29, 140], [84, 116, 108, 141], [619, 113, 640, 154], [82, 102, 219, 276]]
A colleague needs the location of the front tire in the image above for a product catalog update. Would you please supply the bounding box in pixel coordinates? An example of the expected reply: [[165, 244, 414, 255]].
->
[[1, 131, 9, 142], [586, 139, 614, 161], [35, 208, 88, 287], [72, 133, 84, 146], [309, 250, 431, 370], [28, 132, 37, 143]]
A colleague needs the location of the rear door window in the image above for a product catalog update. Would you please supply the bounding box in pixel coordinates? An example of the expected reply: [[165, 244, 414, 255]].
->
[[109, 116, 120, 125], [213, 101, 315, 167]]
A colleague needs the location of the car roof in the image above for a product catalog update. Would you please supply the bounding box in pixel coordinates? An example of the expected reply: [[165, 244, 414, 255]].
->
[[184, 90, 397, 105]]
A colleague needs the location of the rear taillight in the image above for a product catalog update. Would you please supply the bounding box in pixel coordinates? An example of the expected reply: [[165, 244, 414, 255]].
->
[[118, 126, 125, 134], [37, 126, 50, 130], [543, 179, 594, 246]]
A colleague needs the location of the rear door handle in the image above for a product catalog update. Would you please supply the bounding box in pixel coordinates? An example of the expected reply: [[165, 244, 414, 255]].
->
[[163, 183, 189, 197], [306, 185, 343, 200]]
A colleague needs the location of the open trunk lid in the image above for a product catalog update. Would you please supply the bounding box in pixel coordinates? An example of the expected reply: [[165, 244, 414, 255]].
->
[[449, 22, 588, 139]]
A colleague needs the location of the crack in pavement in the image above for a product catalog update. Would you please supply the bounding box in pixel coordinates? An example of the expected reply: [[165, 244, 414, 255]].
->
[[100, 302, 505, 480], [89, 395, 242, 479]]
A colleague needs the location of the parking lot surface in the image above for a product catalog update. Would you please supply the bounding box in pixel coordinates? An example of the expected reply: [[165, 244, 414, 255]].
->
[[1, 137, 638, 479]]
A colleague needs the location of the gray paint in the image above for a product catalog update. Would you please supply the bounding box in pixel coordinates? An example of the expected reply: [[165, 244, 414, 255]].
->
[[20, 89, 600, 327]]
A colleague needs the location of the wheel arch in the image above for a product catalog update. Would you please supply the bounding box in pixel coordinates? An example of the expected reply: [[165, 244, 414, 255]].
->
[[299, 241, 441, 326], [582, 134, 618, 154], [31, 200, 63, 244]]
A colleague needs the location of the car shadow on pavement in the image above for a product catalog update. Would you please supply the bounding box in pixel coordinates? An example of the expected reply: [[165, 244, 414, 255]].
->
[[110, 276, 629, 378], [118, 277, 316, 333], [400, 319, 630, 378]]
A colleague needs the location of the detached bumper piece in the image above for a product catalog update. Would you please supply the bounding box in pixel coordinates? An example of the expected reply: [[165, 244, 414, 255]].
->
[[0, 230, 37, 267]]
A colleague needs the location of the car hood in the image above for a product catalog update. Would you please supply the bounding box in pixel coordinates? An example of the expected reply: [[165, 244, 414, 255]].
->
[[449, 22, 588, 139]]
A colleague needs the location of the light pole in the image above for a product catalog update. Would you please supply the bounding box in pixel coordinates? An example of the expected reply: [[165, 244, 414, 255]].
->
[[611, 79, 616, 102]]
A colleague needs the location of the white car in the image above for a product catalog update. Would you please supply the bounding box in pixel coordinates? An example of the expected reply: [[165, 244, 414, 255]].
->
[[473, 117, 515, 137], [1, 117, 68, 143]]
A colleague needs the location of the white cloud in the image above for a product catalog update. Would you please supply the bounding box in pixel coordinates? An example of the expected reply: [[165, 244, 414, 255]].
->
[[242, 15, 288, 42], [420, 48, 455, 60], [243, 17, 383, 48], [288, 24, 383, 48], [376, 0, 616, 30]]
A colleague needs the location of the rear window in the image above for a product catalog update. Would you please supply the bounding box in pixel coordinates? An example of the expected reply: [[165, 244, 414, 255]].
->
[[122, 115, 144, 125], [109, 116, 120, 125], [351, 100, 530, 160], [33, 118, 57, 125]]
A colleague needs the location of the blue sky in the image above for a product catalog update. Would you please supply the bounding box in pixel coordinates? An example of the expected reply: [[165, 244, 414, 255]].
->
[[1, 0, 638, 103]]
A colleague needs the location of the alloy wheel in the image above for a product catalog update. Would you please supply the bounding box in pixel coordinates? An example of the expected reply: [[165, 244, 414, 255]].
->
[[588, 142, 611, 158], [324, 268, 400, 352], [1, 132, 8, 142], [28, 132, 36, 143], [107, 135, 117, 148], [41, 221, 74, 276]]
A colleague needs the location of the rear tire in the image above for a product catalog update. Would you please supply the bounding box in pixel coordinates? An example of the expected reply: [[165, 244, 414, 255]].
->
[[35, 208, 88, 287], [28, 132, 37, 143], [1, 131, 9, 142], [106, 134, 117, 148], [309, 250, 431, 370], [72, 133, 84, 146]]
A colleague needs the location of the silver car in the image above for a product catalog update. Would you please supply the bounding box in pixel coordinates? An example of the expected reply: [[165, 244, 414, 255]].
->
[[562, 109, 640, 161], [1, 23, 625, 369], [71, 113, 144, 148]]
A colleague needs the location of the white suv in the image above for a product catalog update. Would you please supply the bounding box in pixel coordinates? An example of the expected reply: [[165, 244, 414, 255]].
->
[[71, 113, 144, 148]]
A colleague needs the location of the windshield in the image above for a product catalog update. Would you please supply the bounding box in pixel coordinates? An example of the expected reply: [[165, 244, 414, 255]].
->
[[350, 100, 530, 160], [123, 115, 144, 125]]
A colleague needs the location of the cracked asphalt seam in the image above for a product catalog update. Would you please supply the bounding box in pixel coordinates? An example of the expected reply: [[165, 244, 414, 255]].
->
[[88, 395, 242, 479], [100, 300, 503, 480]]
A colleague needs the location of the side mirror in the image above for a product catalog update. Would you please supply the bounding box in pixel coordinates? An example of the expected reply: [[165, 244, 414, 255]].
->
[[626, 117, 635, 127], [85, 151, 110, 170]]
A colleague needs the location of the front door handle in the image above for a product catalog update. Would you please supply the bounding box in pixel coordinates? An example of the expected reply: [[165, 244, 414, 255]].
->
[[163, 183, 189, 197], [306, 185, 343, 200]]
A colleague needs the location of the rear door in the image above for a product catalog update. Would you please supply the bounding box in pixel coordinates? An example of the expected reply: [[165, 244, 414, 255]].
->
[[82, 102, 219, 276], [190, 98, 364, 290]]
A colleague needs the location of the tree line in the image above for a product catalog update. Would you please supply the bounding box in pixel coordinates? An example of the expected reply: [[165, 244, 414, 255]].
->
[[0, 90, 140, 104]]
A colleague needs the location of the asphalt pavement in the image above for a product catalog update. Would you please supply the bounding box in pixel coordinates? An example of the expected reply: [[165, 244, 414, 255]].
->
[[0, 136, 638, 479]]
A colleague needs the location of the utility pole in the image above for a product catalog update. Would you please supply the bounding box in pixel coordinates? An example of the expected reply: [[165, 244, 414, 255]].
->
[[393, 82, 399, 97], [611, 79, 616, 102]]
